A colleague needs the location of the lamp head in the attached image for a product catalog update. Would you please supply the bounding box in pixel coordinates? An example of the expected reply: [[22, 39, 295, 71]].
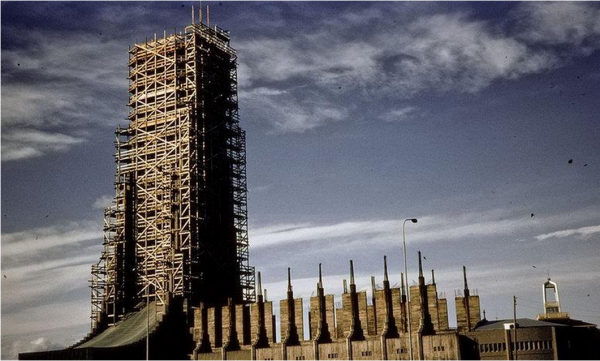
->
[[410, 218, 418, 223]]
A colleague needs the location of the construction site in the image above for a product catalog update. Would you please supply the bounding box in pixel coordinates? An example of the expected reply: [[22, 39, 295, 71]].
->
[[19, 13, 600, 361]]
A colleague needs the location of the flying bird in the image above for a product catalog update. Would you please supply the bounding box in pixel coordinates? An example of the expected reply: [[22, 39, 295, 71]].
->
[[531, 213, 535, 217], [568, 159, 573, 164]]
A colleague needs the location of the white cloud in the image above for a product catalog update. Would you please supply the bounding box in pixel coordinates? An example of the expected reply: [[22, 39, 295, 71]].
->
[[381, 106, 419, 123], [516, 2, 600, 48], [2, 221, 102, 257], [390, 12, 559, 94], [535, 224, 600, 241], [237, 3, 600, 132], [243, 89, 347, 133], [2, 258, 95, 309], [1, 29, 126, 161], [1, 223, 101, 339], [238, 8, 568, 95], [251, 219, 396, 249], [1, 129, 86, 162], [5, 337, 66, 360], [0, 86, 76, 128], [92, 194, 114, 209], [2, 299, 90, 339], [250, 207, 600, 251]]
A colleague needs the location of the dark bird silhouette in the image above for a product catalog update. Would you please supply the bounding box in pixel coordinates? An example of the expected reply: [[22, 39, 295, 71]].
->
[[3, 275, 6, 279], [568, 159, 573, 164], [531, 213, 535, 217], [533, 266, 536, 268], [45, 214, 49, 218]]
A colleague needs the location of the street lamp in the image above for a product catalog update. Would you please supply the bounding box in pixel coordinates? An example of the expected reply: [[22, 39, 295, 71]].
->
[[402, 218, 418, 360]]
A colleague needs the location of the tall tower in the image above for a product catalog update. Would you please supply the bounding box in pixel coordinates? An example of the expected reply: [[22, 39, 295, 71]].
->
[[90, 21, 255, 330]]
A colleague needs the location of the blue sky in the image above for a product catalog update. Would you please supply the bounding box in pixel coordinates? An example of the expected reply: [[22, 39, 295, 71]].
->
[[2, 1, 600, 358]]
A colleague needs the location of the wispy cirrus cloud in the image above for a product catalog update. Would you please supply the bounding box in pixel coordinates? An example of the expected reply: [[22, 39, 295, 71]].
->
[[250, 207, 600, 251], [92, 194, 113, 209], [2, 222, 101, 339], [1, 28, 127, 161], [238, 2, 600, 132], [242, 86, 347, 133], [2, 255, 97, 309], [2, 221, 102, 258], [380, 106, 419, 123], [1, 129, 86, 162], [535, 224, 600, 241]]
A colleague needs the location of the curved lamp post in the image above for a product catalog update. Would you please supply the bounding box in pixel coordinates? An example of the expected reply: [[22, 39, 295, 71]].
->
[[402, 218, 418, 360]]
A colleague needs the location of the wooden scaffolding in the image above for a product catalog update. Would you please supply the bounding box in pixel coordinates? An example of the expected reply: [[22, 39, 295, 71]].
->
[[90, 22, 254, 330]]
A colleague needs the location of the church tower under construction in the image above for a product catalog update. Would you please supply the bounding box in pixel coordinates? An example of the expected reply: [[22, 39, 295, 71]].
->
[[90, 19, 255, 331]]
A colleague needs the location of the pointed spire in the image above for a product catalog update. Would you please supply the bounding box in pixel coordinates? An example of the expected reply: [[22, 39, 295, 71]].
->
[[431, 269, 436, 285], [463, 266, 468, 290], [350, 260, 355, 285], [288, 267, 292, 293], [318, 263, 323, 288], [418, 251, 423, 277], [257, 271, 263, 297], [383, 255, 389, 282]]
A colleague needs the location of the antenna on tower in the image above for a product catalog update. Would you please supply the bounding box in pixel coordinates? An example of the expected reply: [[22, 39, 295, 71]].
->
[[207, 5, 210, 27]]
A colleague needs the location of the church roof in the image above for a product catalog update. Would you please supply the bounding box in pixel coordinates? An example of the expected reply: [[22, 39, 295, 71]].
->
[[475, 318, 566, 330], [75, 301, 159, 349]]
